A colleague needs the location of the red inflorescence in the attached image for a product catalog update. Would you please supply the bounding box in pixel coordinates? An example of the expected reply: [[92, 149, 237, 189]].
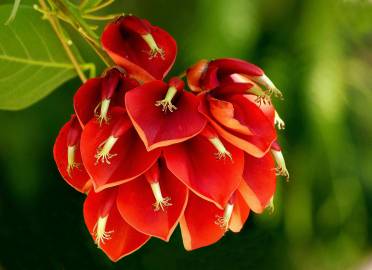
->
[[53, 15, 289, 261]]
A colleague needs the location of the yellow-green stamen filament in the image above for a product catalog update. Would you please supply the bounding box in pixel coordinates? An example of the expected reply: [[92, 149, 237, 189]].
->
[[209, 137, 232, 161], [271, 149, 289, 180], [155, 86, 178, 113], [215, 202, 234, 231], [67, 145, 80, 177], [274, 111, 285, 130], [93, 215, 113, 248], [256, 74, 283, 99], [142, 33, 165, 60], [150, 182, 172, 212], [95, 136, 118, 165], [94, 99, 111, 125]]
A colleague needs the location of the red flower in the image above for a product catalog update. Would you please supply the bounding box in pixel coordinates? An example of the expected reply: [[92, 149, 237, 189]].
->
[[163, 125, 244, 208], [74, 67, 139, 126], [117, 159, 188, 241], [187, 58, 282, 98], [80, 107, 160, 191], [84, 188, 150, 261], [239, 152, 276, 213], [102, 15, 177, 82], [125, 77, 207, 150], [180, 190, 250, 250], [53, 14, 289, 263], [198, 86, 277, 157], [53, 115, 91, 193]]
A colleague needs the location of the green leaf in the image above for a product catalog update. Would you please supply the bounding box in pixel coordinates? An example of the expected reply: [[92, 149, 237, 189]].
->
[[4, 0, 21, 25], [0, 4, 88, 110]]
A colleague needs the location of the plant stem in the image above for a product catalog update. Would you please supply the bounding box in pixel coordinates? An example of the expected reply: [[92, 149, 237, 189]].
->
[[39, 0, 87, 82], [55, 0, 114, 67]]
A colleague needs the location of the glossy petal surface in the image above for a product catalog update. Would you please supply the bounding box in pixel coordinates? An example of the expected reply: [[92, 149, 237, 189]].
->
[[73, 78, 102, 126], [239, 153, 276, 213], [229, 191, 250, 233], [180, 192, 225, 251], [53, 119, 91, 193], [117, 161, 188, 241], [199, 93, 276, 157], [84, 188, 150, 261], [164, 135, 244, 208], [102, 19, 176, 81], [125, 81, 206, 150], [80, 107, 160, 191]]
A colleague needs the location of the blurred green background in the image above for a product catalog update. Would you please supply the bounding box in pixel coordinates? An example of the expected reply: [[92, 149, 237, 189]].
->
[[0, 0, 372, 269]]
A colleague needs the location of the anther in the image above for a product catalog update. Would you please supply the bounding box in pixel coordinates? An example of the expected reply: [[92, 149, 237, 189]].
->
[[215, 194, 235, 231], [201, 125, 232, 161], [67, 145, 80, 177], [94, 117, 131, 165], [66, 115, 82, 176], [120, 15, 165, 60], [255, 74, 283, 99], [271, 149, 289, 180], [229, 74, 271, 105], [95, 136, 118, 165], [145, 163, 172, 212], [155, 77, 184, 113], [95, 68, 122, 125], [93, 215, 113, 248], [274, 111, 285, 130], [142, 33, 165, 60], [95, 99, 111, 125]]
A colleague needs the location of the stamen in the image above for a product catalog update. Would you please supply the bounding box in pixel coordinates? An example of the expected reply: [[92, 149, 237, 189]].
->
[[142, 33, 165, 60], [274, 111, 285, 130], [215, 202, 234, 231], [250, 84, 271, 106], [256, 74, 283, 99], [209, 137, 232, 161], [229, 73, 271, 105], [67, 145, 80, 177], [94, 99, 111, 125], [92, 215, 113, 248], [155, 86, 178, 113], [271, 149, 289, 180], [150, 182, 172, 212], [95, 136, 118, 165]]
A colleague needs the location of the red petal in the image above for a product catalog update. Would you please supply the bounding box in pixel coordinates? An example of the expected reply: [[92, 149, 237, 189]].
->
[[209, 58, 264, 77], [213, 82, 254, 97], [186, 59, 208, 92], [229, 191, 250, 233], [101, 18, 177, 81], [73, 78, 102, 126], [208, 95, 253, 135], [125, 81, 206, 150], [180, 192, 225, 251], [245, 94, 275, 125], [80, 107, 160, 191], [199, 93, 276, 157], [83, 188, 150, 261], [117, 160, 188, 241], [53, 118, 91, 193], [239, 153, 276, 213], [163, 134, 244, 208], [74, 75, 139, 126]]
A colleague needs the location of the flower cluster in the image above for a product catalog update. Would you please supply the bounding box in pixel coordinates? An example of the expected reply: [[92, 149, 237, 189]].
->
[[53, 15, 288, 262]]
